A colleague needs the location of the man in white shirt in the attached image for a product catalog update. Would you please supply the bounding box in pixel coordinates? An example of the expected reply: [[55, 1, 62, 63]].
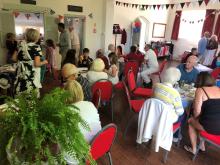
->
[[68, 26, 80, 62], [141, 44, 159, 88]]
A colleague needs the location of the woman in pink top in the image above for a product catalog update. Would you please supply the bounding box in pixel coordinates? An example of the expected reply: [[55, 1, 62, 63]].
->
[[46, 39, 58, 80]]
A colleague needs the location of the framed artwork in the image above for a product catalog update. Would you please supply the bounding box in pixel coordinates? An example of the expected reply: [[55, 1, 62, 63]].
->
[[152, 23, 166, 38], [20, 0, 36, 5]]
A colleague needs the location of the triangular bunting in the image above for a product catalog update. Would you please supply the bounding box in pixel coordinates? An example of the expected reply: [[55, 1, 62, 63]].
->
[[161, 5, 164, 10], [180, 2, 185, 8], [123, 3, 126, 7], [116, 1, 119, 5], [153, 5, 156, 9], [146, 5, 148, 10], [175, 3, 179, 9], [142, 5, 145, 9], [149, 5, 152, 9], [132, 4, 135, 8], [157, 5, 160, 10], [135, 4, 138, 8], [204, 0, 209, 5], [198, 0, 203, 6], [166, 4, 169, 9], [186, 2, 191, 7], [126, 3, 129, 7], [171, 4, 175, 9]]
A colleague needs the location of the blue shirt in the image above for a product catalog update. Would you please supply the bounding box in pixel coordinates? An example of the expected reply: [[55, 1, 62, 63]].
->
[[177, 64, 199, 84], [198, 37, 208, 56]]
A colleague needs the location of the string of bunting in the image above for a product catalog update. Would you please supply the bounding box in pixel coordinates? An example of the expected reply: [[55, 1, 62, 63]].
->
[[115, 0, 220, 10]]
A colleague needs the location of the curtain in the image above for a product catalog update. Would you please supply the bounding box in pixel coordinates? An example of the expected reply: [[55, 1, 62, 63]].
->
[[202, 9, 216, 35], [171, 11, 182, 40], [214, 14, 220, 42]]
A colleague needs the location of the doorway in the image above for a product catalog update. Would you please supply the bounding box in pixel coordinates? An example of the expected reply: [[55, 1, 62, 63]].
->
[[14, 12, 44, 42], [64, 15, 85, 53]]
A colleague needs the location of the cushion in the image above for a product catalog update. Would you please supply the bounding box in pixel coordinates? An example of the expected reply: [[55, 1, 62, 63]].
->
[[200, 131, 220, 145], [130, 100, 145, 113], [133, 88, 153, 97]]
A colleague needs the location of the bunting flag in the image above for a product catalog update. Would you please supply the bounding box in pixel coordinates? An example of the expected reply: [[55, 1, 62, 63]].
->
[[186, 2, 191, 7], [13, 11, 20, 18], [34, 13, 40, 19], [204, 0, 210, 5], [114, 0, 220, 10], [180, 3, 185, 8], [25, 13, 31, 20], [198, 0, 203, 6]]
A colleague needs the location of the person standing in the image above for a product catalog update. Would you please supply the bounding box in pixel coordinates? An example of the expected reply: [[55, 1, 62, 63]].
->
[[140, 44, 159, 88], [202, 35, 218, 66], [68, 26, 80, 62], [57, 23, 70, 64], [198, 31, 210, 59], [5, 33, 18, 64]]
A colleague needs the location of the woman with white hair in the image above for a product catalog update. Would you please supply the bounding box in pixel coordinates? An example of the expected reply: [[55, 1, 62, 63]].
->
[[202, 34, 218, 66], [153, 67, 184, 122], [86, 58, 108, 84]]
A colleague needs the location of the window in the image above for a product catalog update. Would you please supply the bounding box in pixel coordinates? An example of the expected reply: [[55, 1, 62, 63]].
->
[[179, 10, 206, 42]]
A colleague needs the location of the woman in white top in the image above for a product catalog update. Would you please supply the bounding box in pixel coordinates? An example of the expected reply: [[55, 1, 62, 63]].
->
[[105, 52, 119, 85], [64, 80, 102, 142], [87, 58, 108, 84]]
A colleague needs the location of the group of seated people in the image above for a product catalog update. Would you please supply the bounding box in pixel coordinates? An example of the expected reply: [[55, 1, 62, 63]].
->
[[2, 28, 220, 161]]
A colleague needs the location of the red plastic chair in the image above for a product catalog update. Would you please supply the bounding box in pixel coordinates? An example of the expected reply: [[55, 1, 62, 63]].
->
[[123, 61, 139, 81], [91, 79, 114, 121], [127, 69, 153, 98], [123, 82, 145, 138], [89, 123, 117, 165], [192, 130, 220, 161], [152, 60, 167, 82], [211, 68, 220, 80], [92, 89, 101, 109]]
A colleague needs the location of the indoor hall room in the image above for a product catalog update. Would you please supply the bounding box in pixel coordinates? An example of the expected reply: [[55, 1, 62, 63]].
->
[[0, 0, 220, 164]]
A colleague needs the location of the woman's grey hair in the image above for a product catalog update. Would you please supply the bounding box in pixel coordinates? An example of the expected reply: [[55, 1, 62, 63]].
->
[[161, 67, 181, 85]]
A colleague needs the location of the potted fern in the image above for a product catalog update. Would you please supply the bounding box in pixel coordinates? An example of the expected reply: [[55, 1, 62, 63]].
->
[[0, 88, 95, 165]]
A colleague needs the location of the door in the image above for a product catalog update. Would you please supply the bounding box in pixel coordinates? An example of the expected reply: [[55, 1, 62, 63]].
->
[[64, 16, 85, 52]]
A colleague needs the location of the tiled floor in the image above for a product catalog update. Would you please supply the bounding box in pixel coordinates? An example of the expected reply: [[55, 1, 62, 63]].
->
[[41, 60, 220, 165]]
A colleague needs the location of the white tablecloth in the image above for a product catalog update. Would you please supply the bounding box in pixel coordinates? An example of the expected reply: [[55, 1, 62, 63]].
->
[[195, 64, 212, 73]]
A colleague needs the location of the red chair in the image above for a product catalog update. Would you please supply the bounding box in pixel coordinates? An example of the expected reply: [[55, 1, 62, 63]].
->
[[92, 89, 101, 109], [91, 79, 114, 121], [152, 60, 167, 82], [192, 130, 220, 161], [89, 123, 117, 165], [127, 69, 153, 98], [211, 68, 220, 79], [163, 122, 181, 163], [123, 82, 145, 138], [123, 61, 139, 81]]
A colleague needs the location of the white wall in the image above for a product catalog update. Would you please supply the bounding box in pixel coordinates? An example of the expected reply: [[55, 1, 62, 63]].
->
[[113, 1, 171, 53], [166, 1, 220, 59], [0, 0, 105, 65]]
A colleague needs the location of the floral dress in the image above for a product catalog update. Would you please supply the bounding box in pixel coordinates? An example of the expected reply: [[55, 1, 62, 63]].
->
[[15, 41, 43, 94]]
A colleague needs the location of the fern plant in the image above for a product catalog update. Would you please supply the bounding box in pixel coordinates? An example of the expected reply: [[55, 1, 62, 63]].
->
[[0, 88, 95, 165]]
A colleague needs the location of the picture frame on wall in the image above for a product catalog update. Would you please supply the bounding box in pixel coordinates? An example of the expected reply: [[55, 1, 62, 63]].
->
[[152, 23, 166, 38], [20, 0, 36, 5]]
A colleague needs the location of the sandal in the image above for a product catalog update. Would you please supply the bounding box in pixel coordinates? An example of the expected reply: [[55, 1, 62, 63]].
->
[[184, 145, 196, 155]]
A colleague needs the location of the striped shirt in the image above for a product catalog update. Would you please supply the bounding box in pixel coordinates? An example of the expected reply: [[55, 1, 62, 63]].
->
[[153, 83, 184, 117]]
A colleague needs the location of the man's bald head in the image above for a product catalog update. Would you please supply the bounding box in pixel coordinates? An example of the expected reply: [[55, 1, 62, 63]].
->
[[185, 55, 198, 70]]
